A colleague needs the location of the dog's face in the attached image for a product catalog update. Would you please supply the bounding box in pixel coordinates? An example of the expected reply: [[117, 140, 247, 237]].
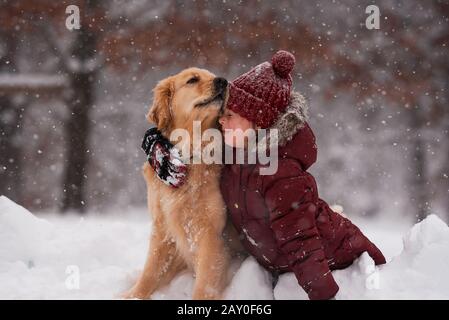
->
[[147, 67, 228, 134]]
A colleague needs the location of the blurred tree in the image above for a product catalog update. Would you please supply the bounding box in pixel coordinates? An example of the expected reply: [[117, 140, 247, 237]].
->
[[0, 31, 24, 203], [315, 0, 449, 221], [59, 0, 101, 212], [0, 0, 105, 212]]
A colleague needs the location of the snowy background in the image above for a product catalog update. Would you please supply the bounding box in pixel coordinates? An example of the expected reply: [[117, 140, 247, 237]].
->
[[0, 0, 448, 299]]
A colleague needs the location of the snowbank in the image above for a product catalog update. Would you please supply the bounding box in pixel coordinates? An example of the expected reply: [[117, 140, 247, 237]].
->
[[1, 196, 449, 299], [275, 214, 449, 300], [0, 196, 149, 299]]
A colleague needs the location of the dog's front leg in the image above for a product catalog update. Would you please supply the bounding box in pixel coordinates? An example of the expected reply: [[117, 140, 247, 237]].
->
[[122, 224, 185, 299], [192, 232, 230, 300]]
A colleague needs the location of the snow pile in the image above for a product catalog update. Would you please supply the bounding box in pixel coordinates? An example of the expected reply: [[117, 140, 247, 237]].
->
[[224, 258, 274, 300], [0, 196, 149, 299], [0, 196, 53, 263], [275, 214, 449, 300], [1, 196, 449, 299]]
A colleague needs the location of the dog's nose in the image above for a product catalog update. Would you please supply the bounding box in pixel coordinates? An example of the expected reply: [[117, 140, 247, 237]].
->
[[213, 77, 228, 93]]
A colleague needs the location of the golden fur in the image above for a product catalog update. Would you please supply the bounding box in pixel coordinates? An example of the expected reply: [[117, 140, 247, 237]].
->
[[122, 68, 236, 300]]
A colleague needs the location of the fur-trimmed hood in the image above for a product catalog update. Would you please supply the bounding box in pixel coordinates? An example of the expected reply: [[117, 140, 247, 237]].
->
[[270, 90, 309, 146], [250, 90, 317, 170]]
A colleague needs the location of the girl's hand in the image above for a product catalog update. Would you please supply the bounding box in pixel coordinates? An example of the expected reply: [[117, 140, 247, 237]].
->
[[141, 127, 187, 188]]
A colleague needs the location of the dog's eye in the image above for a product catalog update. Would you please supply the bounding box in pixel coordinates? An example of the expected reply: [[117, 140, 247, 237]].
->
[[186, 77, 199, 84]]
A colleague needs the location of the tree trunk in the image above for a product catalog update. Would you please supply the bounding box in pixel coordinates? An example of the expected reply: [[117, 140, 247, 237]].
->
[[0, 96, 24, 202], [60, 73, 95, 213], [0, 32, 24, 203], [444, 122, 449, 222], [409, 108, 431, 222], [61, 2, 98, 213]]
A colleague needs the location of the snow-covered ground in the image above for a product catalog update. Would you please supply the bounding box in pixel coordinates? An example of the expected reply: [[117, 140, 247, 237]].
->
[[1, 195, 448, 300]]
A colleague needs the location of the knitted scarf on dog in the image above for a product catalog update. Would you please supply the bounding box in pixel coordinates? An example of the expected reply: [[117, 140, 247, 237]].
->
[[141, 127, 187, 188]]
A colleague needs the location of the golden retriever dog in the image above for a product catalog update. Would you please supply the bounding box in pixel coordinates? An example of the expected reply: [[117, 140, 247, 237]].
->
[[122, 68, 232, 300]]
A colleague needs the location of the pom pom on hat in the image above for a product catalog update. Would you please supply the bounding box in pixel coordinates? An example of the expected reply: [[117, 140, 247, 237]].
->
[[227, 49, 296, 128], [271, 50, 295, 78]]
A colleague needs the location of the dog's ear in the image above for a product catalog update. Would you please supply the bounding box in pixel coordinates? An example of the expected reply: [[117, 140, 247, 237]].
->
[[147, 76, 174, 130]]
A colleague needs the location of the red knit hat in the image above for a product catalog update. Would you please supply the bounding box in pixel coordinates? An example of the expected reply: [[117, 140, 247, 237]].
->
[[227, 50, 296, 128]]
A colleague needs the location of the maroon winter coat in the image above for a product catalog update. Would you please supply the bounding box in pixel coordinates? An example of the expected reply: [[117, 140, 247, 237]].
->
[[220, 92, 386, 300]]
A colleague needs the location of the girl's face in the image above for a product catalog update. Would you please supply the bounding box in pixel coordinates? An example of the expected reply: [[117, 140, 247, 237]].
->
[[218, 109, 255, 148]]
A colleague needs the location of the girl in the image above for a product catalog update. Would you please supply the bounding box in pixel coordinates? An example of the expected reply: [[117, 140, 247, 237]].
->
[[143, 50, 386, 300]]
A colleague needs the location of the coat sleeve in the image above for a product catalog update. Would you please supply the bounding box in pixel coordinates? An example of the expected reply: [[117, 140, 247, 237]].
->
[[260, 160, 339, 300]]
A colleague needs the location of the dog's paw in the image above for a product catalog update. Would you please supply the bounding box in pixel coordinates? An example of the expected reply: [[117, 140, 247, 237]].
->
[[118, 286, 149, 300]]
